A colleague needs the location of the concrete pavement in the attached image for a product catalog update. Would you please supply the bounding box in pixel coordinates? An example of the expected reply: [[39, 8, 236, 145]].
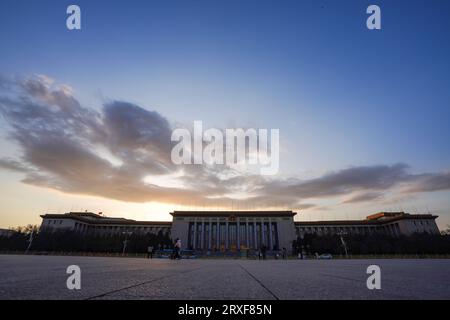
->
[[0, 255, 449, 299]]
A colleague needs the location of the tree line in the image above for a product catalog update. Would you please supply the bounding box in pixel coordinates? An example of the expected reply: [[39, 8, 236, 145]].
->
[[2, 225, 450, 256], [0, 225, 173, 254], [293, 229, 450, 256]]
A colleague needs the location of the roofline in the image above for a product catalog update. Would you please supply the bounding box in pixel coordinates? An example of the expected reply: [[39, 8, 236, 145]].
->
[[295, 214, 438, 226], [170, 210, 297, 217], [40, 214, 172, 226], [40, 211, 437, 226]]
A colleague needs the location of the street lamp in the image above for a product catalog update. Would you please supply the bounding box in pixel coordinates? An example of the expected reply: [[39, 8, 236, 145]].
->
[[122, 231, 133, 256], [25, 230, 34, 254], [337, 231, 349, 258]]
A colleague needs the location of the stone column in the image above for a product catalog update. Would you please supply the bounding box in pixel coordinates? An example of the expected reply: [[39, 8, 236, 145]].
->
[[236, 217, 240, 250], [246, 221, 249, 248], [261, 220, 266, 247], [217, 221, 220, 250], [268, 219, 273, 250], [193, 221, 197, 249], [208, 220, 212, 250], [253, 221, 257, 249], [225, 221, 229, 250], [201, 221, 205, 250]]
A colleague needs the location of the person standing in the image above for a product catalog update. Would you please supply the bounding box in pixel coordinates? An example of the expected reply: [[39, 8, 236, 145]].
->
[[174, 238, 182, 259], [261, 245, 267, 260], [147, 245, 154, 259], [171, 240, 176, 259]]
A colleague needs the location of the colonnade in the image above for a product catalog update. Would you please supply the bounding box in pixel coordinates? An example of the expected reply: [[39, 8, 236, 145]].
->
[[188, 219, 278, 251]]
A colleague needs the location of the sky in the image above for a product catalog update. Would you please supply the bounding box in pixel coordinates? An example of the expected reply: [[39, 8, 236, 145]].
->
[[0, 0, 449, 229]]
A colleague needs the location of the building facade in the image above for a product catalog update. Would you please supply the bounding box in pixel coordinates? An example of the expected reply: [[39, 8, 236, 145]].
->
[[40, 212, 171, 236], [0, 228, 16, 238], [170, 211, 297, 251], [40, 210, 440, 251], [295, 212, 440, 238]]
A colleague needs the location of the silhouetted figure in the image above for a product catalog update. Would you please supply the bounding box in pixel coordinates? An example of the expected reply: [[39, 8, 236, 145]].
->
[[261, 245, 267, 260], [170, 241, 176, 259], [147, 245, 154, 259], [173, 238, 181, 259]]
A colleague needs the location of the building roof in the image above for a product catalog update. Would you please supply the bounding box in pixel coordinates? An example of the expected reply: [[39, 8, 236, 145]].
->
[[40, 212, 172, 226], [170, 210, 297, 217], [366, 211, 405, 220], [295, 220, 381, 226], [0, 228, 16, 234], [40, 211, 437, 227], [295, 212, 438, 226]]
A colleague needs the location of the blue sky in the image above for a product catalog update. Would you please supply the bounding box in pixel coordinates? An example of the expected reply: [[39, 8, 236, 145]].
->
[[0, 0, 449, 228]]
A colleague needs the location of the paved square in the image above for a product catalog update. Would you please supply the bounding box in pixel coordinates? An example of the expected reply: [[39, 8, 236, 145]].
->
[[0, 255, 449, 299]]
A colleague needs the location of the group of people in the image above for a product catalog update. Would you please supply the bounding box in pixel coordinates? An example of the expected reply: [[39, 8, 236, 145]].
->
[[148, 240, 291, 260], [257, 245, 267, 260], [258, 246, 288, 260], [146, 238, 182, 259]]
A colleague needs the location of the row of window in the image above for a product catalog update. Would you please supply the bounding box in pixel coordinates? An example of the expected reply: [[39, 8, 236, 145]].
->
[[413, 220, 432, 226], [296, 224, 401, 236], [46, 219, 63, 225], [73, 222, 170, 233]]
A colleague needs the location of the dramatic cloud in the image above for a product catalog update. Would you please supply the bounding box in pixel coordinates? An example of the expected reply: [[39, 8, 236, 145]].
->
[[0, 74, 449, 210], [342, 192, 385, 204], [401, 172, 450, 194], [259, 164, 411, 199]]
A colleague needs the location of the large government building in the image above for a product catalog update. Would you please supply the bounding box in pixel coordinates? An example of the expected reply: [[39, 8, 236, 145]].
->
[[40, 210, 440, 251]]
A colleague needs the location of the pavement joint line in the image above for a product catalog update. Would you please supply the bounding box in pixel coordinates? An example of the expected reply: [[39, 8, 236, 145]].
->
[[85, 266, 205, 300], [238, 263, 279, 300], [319, 273, 362, 283]]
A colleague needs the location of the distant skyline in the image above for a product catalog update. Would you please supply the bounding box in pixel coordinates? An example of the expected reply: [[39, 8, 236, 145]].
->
[[0, 0, 449, 229]]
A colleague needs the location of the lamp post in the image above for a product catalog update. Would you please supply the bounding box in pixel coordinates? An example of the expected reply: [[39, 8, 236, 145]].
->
[[299, 233, 305, 259], [337, 231, 349, 258], [122, 231, 133, 256], [25, 230, 34, 254]]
